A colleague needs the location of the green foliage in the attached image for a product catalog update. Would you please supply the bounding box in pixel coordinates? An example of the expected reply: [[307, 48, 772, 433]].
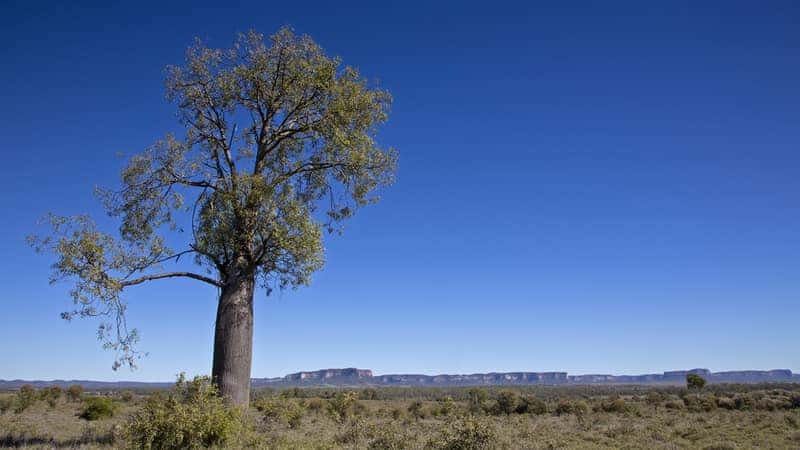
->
[[687, 374, 707, 390], [429, 417, 498, 450], [646, 391, 664, 409], [304, 397, 325, 411], [0, 396, 13, 414], [67, 384, 84, 402], [359, 388, 379, 400], [683, 394, 717, 413], [40, 386, 63, 408], [555, 399, 589, 416], [516, 396, 548, 415], [664, 399, 685, 410], [716, 397, 736, 410], [29, 27, 398, 371], [333, 418, 370, 445], [434, 396, 457, 416], [327, 391, 359, 423], [80, 396, 118, 420], [123, 375, 243, 449], [597, 397, 634, 414], [408, 400, 427, 420], [14, 385, 37, 414], [254, 396, 304, 428], [119, 390, 135, 402], [367, 426, 407, 450], [466, 388, 488, 414], [491, 390, 519, 415]]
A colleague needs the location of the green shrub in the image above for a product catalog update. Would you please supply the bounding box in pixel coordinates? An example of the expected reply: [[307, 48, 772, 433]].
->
[[304, 397, 325, 411], [687, 374, 707, 390], [254, 397, 304, 428], [646, 391, 664, 409], [14, 385, 37, 414], [466, 388, 488, 414], [683, 394, 717, 412], [334, 418, 370, 445], [368, 427, 406, 450], [555, 399, 589, 416], [390, 407, 404, 420], [430, 417, 497, 449], [123, 375, 243, 449], [120, 390, 135, 402], [67, 384, 84, 402], [80, 396, 118, 420], [516, 396, 548, 415], [664, 399, 685, 410], [491, 390, 519, 415], [434, 396, 457, 416], [359, 388, 379, 400], [598, 397, 633, 414], [0, 396, 13, 414], [40, 386, 63, 408], [734, 394, 754, 410], [408, 400, 427, 419], [716, 397, 736, 410], [328, 391, 359, 423]]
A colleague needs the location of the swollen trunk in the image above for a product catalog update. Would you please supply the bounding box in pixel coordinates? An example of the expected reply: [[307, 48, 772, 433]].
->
[[212, 274, 255, 406]]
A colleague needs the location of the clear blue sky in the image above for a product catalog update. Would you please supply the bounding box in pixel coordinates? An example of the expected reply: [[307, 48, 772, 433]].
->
[[1, 1, 798, 381]]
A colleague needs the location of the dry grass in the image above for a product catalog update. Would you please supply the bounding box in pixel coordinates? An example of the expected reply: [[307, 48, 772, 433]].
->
[[1, 385, 799, 449]]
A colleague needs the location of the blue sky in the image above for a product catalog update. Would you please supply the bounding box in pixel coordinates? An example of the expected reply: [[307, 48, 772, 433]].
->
[[1, 0, 798, 381]]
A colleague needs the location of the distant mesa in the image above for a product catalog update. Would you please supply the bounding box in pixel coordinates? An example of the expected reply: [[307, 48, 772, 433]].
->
[[284, 368, 374, 381], [250, 367, 798, 388], [1, 368, 797, 390]]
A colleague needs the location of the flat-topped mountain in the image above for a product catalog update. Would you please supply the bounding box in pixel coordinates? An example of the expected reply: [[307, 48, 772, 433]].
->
[[2, 368, 797, 390], [251, 367, 799, 387]]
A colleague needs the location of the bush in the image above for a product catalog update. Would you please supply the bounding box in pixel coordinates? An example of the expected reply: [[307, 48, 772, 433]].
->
[[430, 417, 497, 449], [664, 399, 685, 410], [466, 388, 488, 414], [40, 386, 62, 408], [434, 396, 457, 416], [687, 374, 707, 390], [328, 391, 359, 423], [368, 427, 406, 450], [67, 384, 84, 402], [14, 385, 37, 414], [716, 397, 736, 410], [646, 391, 664, 409], [408, 400, 427, 420], [683, 394, 717, 413], [734, 394, 754, 410], [254, 397, 304, 428], [120, 390, 135, 402], [516, 396, 547, 415], [123, 374, 243, 449], [80, 396, 118, 420], [333, 418, 370, 445], [359, 388, 379, 400], [0, 396, 13, 414], [304, 397, 325, 411], [491, 390, 518, 415], [555, 399, 589, 416], [598, 397, 634, 414]]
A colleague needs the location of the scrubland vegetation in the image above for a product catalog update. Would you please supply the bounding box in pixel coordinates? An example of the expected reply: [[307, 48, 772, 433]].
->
[[1, 378, 800, 449]]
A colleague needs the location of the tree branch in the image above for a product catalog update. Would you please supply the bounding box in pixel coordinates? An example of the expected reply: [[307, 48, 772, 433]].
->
[[121, 271, 223, 288]]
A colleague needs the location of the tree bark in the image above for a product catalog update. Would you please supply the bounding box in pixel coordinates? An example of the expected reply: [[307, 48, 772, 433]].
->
[[212, 272, 255, 406]]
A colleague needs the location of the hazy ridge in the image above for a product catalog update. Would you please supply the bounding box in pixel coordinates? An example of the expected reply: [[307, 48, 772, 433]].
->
[[2, 367, 798, 390]]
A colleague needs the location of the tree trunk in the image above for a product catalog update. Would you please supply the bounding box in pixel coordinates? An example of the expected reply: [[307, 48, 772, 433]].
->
[[212, 272, 255, 406]]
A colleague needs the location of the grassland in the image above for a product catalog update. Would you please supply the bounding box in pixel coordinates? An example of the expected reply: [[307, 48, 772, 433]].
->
[[1, 383, 799, 449]]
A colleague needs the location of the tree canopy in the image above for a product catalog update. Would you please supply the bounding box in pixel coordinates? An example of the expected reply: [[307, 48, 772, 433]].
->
[[29, 27, 397, 370]]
